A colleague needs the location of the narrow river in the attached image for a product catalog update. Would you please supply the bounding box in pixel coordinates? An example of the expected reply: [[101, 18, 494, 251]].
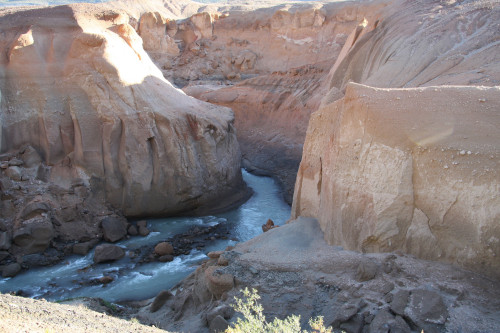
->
[[0, 170, 290, 302]]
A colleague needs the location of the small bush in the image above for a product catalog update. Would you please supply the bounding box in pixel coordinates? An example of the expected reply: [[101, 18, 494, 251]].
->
[[226, 288, 332, 333]]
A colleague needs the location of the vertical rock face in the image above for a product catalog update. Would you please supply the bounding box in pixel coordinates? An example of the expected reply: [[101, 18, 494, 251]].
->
[[292, 83, 500, 278], [0, 5, 247, 217], [292, 0, 500, 278]]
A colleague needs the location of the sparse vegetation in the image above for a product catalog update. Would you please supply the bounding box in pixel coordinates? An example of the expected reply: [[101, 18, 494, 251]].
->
[[226, 288, 332, 333]]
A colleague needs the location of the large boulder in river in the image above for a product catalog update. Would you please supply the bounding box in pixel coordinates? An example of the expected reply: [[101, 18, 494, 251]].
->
[[101, 217, 127, 243], [154, 242, 174, 256], [12, 216, 54, 254], [0, 5, 247, 217], [93, 244, 125, 264]]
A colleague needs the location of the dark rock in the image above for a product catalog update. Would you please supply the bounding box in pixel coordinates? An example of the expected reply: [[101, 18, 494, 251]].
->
[[73, 239, 99, 255], [21, 146, 42, 168], [150, 290, 173, 312], [22, 253, 60, 267], [0, 251, 9, 261], [2, 263, 21, 277], [390, 289, 409, 316], [128, 225, 138, 236], [369, 309, 393, 333], [209, 315, 229, 333], [137, 220, 147, 228], [99, 276, 114, 284], [0, 178, 12, 191], [13, 217, 54, 254], [340, 313, 364, 333], [159, 255, 174, 262], [155, 242, 174, 256], [138, 226, 150, 236], [206, 304, 234, 325], [392, 316, 411, 333], [0, 231, 11, 250], [101, 217, 127, 243], [356, 258, 378, 282], [94, 244, 125, 263], [331, 301, 361, 327], [6, 166, 22, 181], [405, 289, 448, 328]]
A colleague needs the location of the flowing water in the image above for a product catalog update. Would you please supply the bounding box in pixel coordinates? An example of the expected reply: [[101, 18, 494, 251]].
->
[[0, 170, 290, 302]]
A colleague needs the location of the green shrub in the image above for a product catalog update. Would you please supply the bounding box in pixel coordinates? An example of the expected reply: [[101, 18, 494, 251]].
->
[[226, 288, 332, 333]]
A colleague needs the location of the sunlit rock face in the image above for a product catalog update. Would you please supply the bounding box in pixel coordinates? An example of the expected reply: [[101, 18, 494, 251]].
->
[[0, 5, 246, 217], [293, 83, 500, 278]]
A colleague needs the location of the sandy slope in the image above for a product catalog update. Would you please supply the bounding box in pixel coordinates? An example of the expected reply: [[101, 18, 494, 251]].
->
[[0, 293, 167, 333]]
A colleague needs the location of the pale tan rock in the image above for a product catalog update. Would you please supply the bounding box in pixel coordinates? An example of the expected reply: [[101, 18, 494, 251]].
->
[[0, 5, 247, 217], [292, 83, 500, 278]]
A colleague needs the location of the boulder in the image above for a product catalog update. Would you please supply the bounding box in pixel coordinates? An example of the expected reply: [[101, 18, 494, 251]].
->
[[262, 219, 277, 232], [2, 263, 21, 278], [355, 259, 378, 282], [155, 242, 174, 256], [207, 251, 223, 259], [158, 255, 174, 262], [5, 166, 22, 181], [138, 226, 150, 237], [390, 289, 409, 316], [127, 225, 138, 236], [137, 220, 148, 229], [217, 254, 229, 266], [150, 290, 173, 312], [20, 145, 42, 168], [101, 217, 127, 243], [405, 289, 448, 328], [13, 217, 54, 254], [209, 315, 229, 333], [0, 251, 9, 261], [93, 244, 125, 264], [0, 232, 11, 250], [98, 276, 114, 284], [73, 239, 99, 255], [22, 253, 61, 267]]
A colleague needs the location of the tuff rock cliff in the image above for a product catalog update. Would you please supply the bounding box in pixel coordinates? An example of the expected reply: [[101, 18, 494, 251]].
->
[[292, 0, 500, 278], [0, 4, 248, 218]]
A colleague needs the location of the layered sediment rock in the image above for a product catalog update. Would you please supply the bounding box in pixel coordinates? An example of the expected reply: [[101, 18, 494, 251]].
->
[[0, 5, 248, 218]]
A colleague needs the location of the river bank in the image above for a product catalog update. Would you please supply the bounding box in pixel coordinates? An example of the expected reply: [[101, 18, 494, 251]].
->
[[0, 170, 290, 303]]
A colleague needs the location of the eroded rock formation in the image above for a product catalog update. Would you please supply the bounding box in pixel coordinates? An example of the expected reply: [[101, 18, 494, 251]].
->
[[293, 83, 500, 277], [292, 0, 500, 278], [0, 4, 248, 218]]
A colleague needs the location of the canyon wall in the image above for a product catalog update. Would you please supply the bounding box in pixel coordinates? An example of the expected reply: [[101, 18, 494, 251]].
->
[[0, 4, 248, 218], [136, 0, 388, 202], [292, 0, 500, 277]]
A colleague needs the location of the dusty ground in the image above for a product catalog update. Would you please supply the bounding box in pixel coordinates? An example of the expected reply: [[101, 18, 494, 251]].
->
[[0, 293, 167, 333], [134, 218, 500, 333]]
